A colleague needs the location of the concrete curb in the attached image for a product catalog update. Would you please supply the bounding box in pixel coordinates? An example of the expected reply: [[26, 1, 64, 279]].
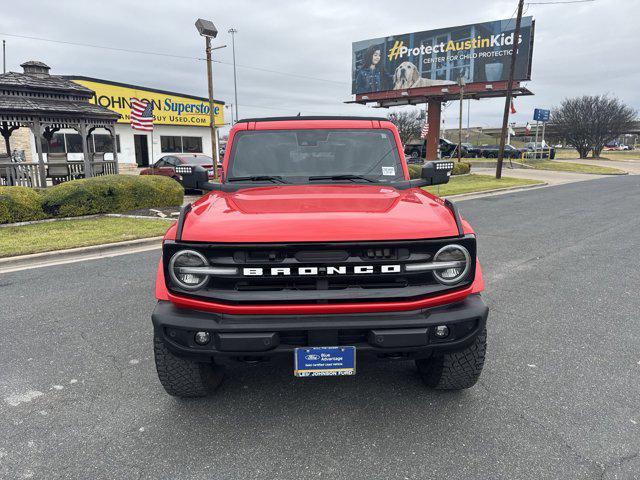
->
[[0, 214, 103, 228], [0, 236, 164, 273], [444, 182, 548, 201], [1, 213, 176, 228]]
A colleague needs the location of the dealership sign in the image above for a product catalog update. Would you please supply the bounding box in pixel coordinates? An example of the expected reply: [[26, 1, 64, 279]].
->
[[352, 17, 534, 95], [533, 108, 550, 122], [69, 77, 225, 127]]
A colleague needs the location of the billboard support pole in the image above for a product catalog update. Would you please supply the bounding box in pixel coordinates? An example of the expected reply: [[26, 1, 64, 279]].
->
[[425, 100, 441, 161], [496, 0, 525, 179]]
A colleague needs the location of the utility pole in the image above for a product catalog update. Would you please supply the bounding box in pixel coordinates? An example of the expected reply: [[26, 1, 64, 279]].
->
[[467, 98, 470, 140], [2, 40, 6, 73], [496, 0, 524, 179], [228, 28, 239, 123], [457, 74, 465, 163]]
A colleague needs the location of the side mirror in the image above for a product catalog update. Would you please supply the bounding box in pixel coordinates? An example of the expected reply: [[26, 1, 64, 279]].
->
[[421, 161, 453, 186]]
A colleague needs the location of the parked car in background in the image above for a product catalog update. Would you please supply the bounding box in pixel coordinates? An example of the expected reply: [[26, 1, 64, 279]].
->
[[463, 144, 484, 158], [404, 138, 467, 159], [478, 144, 525, 159], [525, 142, 556, 159], [405, 155, 423, 165], [605, 143, 632, 151], [140, 154, 216, 191]]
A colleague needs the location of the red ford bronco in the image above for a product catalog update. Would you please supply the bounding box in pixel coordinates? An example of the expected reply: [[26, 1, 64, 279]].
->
[[152, 116, 488, 397]]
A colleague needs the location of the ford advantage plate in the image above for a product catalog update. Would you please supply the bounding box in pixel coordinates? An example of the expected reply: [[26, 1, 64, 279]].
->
[[294, 346, 356, 377]]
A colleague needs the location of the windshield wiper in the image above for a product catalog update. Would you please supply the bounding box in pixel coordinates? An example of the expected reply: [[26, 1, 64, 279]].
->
[[227, 175, 289, 184], [308, 174, 376, 183]]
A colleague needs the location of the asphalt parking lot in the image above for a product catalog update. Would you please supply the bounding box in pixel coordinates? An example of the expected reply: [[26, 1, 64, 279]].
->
[[1, 175, 639, 480]]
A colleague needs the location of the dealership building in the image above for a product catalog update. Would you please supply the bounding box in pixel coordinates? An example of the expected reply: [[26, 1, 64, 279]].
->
[[7, 72, 225, 172], [68, 77, 224, 170]]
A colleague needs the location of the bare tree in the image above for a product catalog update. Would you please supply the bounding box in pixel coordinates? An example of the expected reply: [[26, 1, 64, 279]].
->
[[551, 95, 637, 159], [387, 111, 422, 145]]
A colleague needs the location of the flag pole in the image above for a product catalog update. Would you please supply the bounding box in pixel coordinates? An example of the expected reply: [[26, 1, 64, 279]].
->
[[150, 130, 154, 166]]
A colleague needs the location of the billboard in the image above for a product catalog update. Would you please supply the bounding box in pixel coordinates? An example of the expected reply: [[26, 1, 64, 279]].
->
[[69, 77, 225, 127], [352, 17, 534, 95]]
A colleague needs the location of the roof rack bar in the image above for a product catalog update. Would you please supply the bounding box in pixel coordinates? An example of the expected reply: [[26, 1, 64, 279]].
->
[[175, 203, 192, 242], [444, 199, 464, 237]]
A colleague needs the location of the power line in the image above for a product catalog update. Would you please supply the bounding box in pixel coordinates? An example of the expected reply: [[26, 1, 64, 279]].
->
[[0, 31, 348, 86], [212, 59, 347, 85], [0, 32, 204, 61], [526, 0, 594, 4]]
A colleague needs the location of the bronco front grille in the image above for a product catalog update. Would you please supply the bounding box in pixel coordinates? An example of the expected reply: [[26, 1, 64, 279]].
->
[[163, 237, 476, 305]]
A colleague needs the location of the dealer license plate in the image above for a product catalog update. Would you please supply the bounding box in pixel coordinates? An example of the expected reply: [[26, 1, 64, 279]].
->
[[294, 346, 356, 377]]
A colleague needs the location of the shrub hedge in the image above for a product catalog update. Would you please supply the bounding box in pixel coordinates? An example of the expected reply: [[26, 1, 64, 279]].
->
[[407, 162, 471, 179], [0, 175, 183, 224], [452, 162, 471, 176], [0, 186, 46, 224]]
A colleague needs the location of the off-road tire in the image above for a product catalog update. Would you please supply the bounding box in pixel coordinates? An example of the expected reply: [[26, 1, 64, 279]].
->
[[154, 336, 223, 398], [416, 328, 486, 390]]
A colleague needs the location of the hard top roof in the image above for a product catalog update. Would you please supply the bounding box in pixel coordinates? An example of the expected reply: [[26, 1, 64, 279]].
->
[[236, 115, 388, 123]]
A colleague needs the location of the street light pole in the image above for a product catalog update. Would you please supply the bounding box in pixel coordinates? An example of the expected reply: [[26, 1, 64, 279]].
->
[[228, 28, 239, 123], [196, 18, 224, 180], [204, 36, 218, 179]]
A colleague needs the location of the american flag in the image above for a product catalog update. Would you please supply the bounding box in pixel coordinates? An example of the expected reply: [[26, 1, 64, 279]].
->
[[130, 98, 154, 131], [420, 121, 429, 139]]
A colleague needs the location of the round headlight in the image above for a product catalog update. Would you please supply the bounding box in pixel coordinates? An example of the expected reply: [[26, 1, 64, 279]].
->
[[433, 244, 471, 285], [169, 249, 209, 290]]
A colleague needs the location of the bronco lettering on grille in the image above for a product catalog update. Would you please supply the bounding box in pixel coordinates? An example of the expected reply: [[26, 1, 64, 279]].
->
[[242, 265, 402, 276]]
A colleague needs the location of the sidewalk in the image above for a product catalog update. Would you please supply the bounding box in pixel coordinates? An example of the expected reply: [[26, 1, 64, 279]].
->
[[470, 167, 610, 185], [557, 158, 640, 174]]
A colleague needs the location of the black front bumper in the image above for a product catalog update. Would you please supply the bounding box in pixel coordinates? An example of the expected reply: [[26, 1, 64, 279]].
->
[[152, 294, 488, 362]]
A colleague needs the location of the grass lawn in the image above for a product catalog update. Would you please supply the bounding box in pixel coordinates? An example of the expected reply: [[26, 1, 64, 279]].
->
[[424, 174, 543, 197], [526, 161, 625, 175], [0, 216, 173, 258], [465, 157, 625, 174], [554, 149, 640, 161]]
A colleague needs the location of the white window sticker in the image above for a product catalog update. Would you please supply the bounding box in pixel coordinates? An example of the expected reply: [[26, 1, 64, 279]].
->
[[382, 166, 395, 176]]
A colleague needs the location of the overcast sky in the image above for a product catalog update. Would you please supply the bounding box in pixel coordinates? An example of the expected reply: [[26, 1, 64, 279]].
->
[[1, 0, 638, 134]]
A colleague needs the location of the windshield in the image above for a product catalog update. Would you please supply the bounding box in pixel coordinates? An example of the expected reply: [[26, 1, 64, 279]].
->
[[227, 129, 404, 182]]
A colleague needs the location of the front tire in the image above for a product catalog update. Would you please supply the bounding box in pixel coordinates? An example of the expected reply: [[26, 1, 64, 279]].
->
[[154, 336, 223, 398], [415, 327, 486, 390]]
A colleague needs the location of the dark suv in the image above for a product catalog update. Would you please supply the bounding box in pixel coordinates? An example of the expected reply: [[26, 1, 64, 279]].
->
[[404, 138, 467, 159]]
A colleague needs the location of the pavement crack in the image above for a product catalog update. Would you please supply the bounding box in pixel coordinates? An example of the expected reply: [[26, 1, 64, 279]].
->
[[476, 380, 604, 477], [600, 450, 640, 480]]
